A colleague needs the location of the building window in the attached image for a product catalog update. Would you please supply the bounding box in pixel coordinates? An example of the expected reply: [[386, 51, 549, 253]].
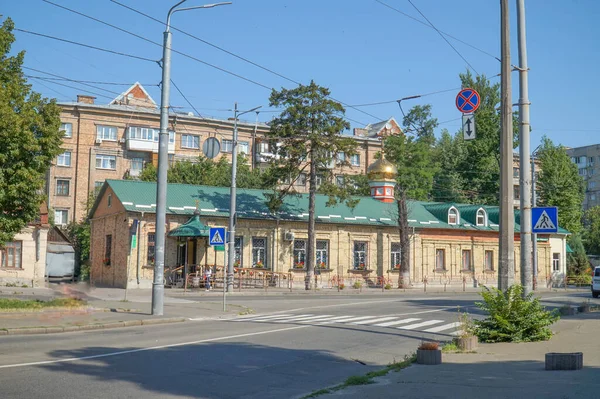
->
[[60, 122, 72, 138], [353, 241, 368, 269], [54, 209, 69, 225], [316, 174, 324, 187], [57, 151, 71, 167], [589, 157, 595, 166], [295, 173, 307, 187], [514, 186, 520, 200], [130, 158, 144, 176], [94, 181, 104, 196], [316, 240, 329, 269], [337, 152, 346, 164], [351, 154, 360, 166], [238, 141, 249, 155], [1, 242, 22, 268], [96, 154, 117, 170], [391, 242, 401, 270], [252, 237, 267, 268], [147, 233, 155, 265], [579, 168, 587, 176], [336, 175, 345, 187], [97, 125, 117, 141], [435, 249, 445, 271], [513, 167, 519, 178], [485, 250, 494, 271], [552, 253, 560, 272], [591, 194, 597, 202], [476, 209, 486, 226], [462, 250, 472, 271], [221, 139, 233, 153], [107, 194, 112, 208], [104, 234, 112, 266], [234, 237, 243, 267], [181, 134, 200, 149], [293, 240, 306, 269], [448, 208, 459, 225], [590, 181, 597, 189], [56, 179, 70, 196]]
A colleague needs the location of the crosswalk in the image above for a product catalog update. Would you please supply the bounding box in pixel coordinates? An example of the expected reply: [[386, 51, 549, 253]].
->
[[231, 313, 464, 335]]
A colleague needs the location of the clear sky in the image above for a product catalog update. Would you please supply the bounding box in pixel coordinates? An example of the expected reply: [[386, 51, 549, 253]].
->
[[4, 0, 599, 148]]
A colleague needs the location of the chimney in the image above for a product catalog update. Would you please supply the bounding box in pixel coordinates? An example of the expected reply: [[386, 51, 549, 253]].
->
[[77, 95, 96, 104]]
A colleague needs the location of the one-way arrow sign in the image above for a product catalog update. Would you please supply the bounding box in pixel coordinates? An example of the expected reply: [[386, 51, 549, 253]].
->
[[462, 114, 476, 140]]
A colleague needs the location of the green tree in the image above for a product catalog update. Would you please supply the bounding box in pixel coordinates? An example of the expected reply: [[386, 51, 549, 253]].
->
[[266, 81, 357, 289], [432, 129, 468, 203], [582, 205, 600, 255], [0, 18, 63, 245], [537, 136, 584, 234], [567, 234, 589, 276]]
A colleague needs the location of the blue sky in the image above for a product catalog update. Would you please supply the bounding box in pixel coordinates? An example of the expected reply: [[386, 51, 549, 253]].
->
[[4, 0, 599, 148]]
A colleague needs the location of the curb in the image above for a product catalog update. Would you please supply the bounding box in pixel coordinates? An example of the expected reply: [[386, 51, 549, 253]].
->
[[0, 317, 186, 336]]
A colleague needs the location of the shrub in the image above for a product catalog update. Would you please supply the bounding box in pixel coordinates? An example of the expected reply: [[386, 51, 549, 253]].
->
[[352, 281, 362, 289], [473, 285, 559, 343], [79, 261, 91, 282], [384, 283, 392, 290], [418, 341, 439, 350], [338, 283, 345, 290]]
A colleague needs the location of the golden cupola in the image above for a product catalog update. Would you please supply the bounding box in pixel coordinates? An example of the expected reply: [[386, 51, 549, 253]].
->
[[367, 157, 397, 202]]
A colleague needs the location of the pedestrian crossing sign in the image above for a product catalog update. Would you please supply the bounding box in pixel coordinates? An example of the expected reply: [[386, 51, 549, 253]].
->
[[532, 207, 558, 233], [209, 227, 226, 246]]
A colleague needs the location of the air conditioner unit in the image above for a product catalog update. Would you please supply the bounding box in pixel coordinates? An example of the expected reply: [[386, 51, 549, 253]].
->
[[95, 138, 102, 144], [284, 231, 295, 241], [119, 138, 126, 144]]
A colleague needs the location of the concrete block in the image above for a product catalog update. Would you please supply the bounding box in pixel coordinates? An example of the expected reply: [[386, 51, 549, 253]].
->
[[62, 326, 81, 332], [100, 322, 126, 329], [44, 327, 65, 334], [141, 317, 186, 325], [7, 327, 46, 335], [122, 320, 143, 327], [545, 352, 583, 370], [417, 349, 442, 365]]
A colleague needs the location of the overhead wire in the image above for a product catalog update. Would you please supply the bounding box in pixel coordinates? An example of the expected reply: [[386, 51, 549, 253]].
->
[[26, 76, 114, 100], [170, 79, 204, 119], [23, 67, 157, 86], [23, 68, 123, 96]]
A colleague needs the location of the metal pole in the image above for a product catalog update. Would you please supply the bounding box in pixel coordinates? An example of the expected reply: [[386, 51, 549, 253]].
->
[[499, 0, 515, 291], [227, 103, 239, 293], [517, 0, 532, 296], [532, 153, 538, 290]]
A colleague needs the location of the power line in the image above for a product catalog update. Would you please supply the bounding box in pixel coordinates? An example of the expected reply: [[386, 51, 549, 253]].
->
[[170, 79, 203, 119], [23, 68, 122, 96], [406, 0, 479, 75], [374, 0, 500, 62], [27, 76, 114, 100]]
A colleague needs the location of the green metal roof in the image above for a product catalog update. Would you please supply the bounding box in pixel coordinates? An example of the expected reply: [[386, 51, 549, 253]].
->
[[168, 213, 210, 237], [91, 179, 569, 234]]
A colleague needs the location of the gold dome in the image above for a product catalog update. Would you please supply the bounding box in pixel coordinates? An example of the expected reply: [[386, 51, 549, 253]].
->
[[367, 158, 398, 182]]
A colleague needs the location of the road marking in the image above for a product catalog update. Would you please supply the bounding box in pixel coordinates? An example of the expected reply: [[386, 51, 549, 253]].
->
[[351, 317, 398, 325], [423, 322, 462, 333], [272, 315, 334, 323], [233, 314, 294, 322], [252, 314, 314, 322], [373, 318, 421, 327], [318, 316, 380, 324], [451, 330, 465, 336], [398, 320, 444, 330], [0, 325, 313, 370], [301, 315, 359, 323]]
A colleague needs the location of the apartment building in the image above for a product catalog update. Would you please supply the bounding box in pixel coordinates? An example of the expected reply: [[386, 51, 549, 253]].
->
[[49, 83, 388, 224], [512, 153, 541, 209], [566, 144, 600, 210]]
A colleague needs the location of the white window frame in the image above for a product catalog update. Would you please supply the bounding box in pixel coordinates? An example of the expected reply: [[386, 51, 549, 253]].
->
[[351, 154, 360, 166], [57, 151, 71, 167], [130, 157, 144, 175], [293, 240, 306, 268], [353, 241, 368, 269], [56, 179, 70, 196], [391, 242, 401, 270], [448, 207, 459, 225], [60, 122, 72, 138], [552, 253, 560, 272], [485, 250, 494, 271], [435, 249, 446, 271], [238, 141, 249, 155], [252, 237, 267, 268], [295, 173, 307, 187], [55, 209, 69, 226], [316, 240, 329, 269], [337, 152, 346, 164], [96, 154, 117, 170], [222, 139, 233, 153], [181, 134, 200, 149], [97, 125, 117, 141], [476, 208, 486, 226], [462, 249, 472, 271]]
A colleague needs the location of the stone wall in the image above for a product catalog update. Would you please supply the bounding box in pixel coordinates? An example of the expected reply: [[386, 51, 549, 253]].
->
[[0, 226, 48, 287]]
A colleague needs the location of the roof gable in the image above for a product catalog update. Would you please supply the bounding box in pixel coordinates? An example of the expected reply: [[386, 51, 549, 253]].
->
[[110, 82, 157, 109]]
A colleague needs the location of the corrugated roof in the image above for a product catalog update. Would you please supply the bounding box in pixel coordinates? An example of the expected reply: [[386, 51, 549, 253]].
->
[[92, 180, 569, 234]]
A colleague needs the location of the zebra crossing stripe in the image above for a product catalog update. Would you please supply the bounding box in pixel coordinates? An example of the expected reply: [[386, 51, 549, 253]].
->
[[373, 318, 421, 327], [253, 314, 314, 322], [272, 315, 334, 323], [352, 317, 398, 325], [398, 320, 444, 330], [234, 314, 292, 322], [450, 330, 465, 336], [423, 322, 462, 333], [318, 316, 380, 324]]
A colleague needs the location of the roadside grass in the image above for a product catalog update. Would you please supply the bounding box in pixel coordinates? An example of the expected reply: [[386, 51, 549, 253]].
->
[[301, 353, 416, 399], [442, 341, 459, 353], [0, 298, 87, 311]]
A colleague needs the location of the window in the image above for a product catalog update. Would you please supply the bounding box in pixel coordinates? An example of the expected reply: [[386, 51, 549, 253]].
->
[[1, 242, 22, 268], [252, 237, 267, 268], [448, 208, 459, 225], [295, 173, 307, 187], [234, 237, 243, 267], [54, 209, 69, 225], [391, 242, 401, 270], [316, 240, 329, 269], [552, 253, 560, 272], [238, 141, 249, 155], [462, 250, 472, 271], [353, 241, 368, 269], [476, 209, 486, 226], [591, 194, 597, 202], [60, 122, 72, 138], [147, 233, 155, 265], [56, 179, 70, 196], [513, 167, 519, 178], [514, 186, 520, 200], [595, 268, 600, 277], [589, 157, 595, 166], [222, 139, 233, 153], [57, 151, 71, 167], [293, 240, 306, 268], [107, 194, 112, 208], [337, 152, 346, 164], [316, 174, 324, 187], [579, 168, 587, 176], [590, 181, 597, 189], [130, 158, 144, 176], [97, 125, 117, 141], [336, 175, 345, 187], [96, 154, 116, 170], [351, 154, 360, 166], [104, 234, 112, 266], [485, 250, 494, 271], [181, 134, 200, 149], [435, 249, 445, 271], [94, 181, 104, 196]]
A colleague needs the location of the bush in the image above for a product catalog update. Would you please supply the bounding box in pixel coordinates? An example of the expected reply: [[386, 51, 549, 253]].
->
[[384, 283, 392, 290], [473, 285, 559, 343], [79, 261, 91, 282], [338, 283, 345, 290], [353, 281, 362, 289], [418, 341, 439, 350]]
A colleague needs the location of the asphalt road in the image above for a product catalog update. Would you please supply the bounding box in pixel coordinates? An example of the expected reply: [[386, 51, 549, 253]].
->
[[0, 291, 591, 399]]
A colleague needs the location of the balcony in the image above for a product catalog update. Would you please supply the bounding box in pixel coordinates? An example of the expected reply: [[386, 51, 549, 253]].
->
[[126, 127, 175, 154], [255, 151, 279, 163]]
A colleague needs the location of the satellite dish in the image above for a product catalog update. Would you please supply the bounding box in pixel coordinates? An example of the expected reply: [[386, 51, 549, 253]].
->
[[202, 137, 220, 159], [385, 122, 392, 130]]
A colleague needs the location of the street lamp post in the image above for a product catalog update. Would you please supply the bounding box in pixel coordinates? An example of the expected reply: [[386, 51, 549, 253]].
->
[[152, 1, 231, 316], [531, 144, 542, 290], [227, 103, 261, 293]]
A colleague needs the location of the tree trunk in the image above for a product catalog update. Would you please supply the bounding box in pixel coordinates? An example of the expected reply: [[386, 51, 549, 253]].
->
[[306, 147, 317, 290], [397, 188, 411, 288]]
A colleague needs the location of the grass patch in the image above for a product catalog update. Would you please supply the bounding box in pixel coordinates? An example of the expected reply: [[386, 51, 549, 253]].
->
[[301, 353, 415, 398], [442, 341, 459, 353], [0, 298, 86, 310]]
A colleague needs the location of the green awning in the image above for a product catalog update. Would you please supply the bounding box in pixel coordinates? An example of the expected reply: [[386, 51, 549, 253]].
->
[[168, 214, 210, 237], [566, 244, 574, 253]]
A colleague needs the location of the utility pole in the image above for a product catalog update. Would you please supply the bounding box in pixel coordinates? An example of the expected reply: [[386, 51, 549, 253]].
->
[[531, 149, 540, 289], [517, 0, 532, 296], [499, 0, 515, 291]]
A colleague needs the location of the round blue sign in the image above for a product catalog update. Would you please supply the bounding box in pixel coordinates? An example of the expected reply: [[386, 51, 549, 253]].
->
[[456, 88, 481, 113]]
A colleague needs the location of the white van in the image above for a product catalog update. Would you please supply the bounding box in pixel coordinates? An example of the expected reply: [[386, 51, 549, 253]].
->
[[593, 266, 600, 298]]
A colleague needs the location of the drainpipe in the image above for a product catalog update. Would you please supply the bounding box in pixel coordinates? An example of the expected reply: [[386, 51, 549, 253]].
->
[[137, 212, 144, 285]]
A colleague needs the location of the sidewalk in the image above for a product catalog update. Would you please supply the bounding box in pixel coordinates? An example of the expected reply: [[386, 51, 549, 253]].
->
[[314, 315, 600, 399]]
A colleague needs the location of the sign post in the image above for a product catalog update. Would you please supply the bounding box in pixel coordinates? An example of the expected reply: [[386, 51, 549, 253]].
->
[[209, 227, 227, 311], [456, 88, 480, 142]]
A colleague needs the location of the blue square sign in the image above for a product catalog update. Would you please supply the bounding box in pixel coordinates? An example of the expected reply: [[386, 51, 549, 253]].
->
[[209, 227, 226, 246], [532, 207, 558, 233]]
